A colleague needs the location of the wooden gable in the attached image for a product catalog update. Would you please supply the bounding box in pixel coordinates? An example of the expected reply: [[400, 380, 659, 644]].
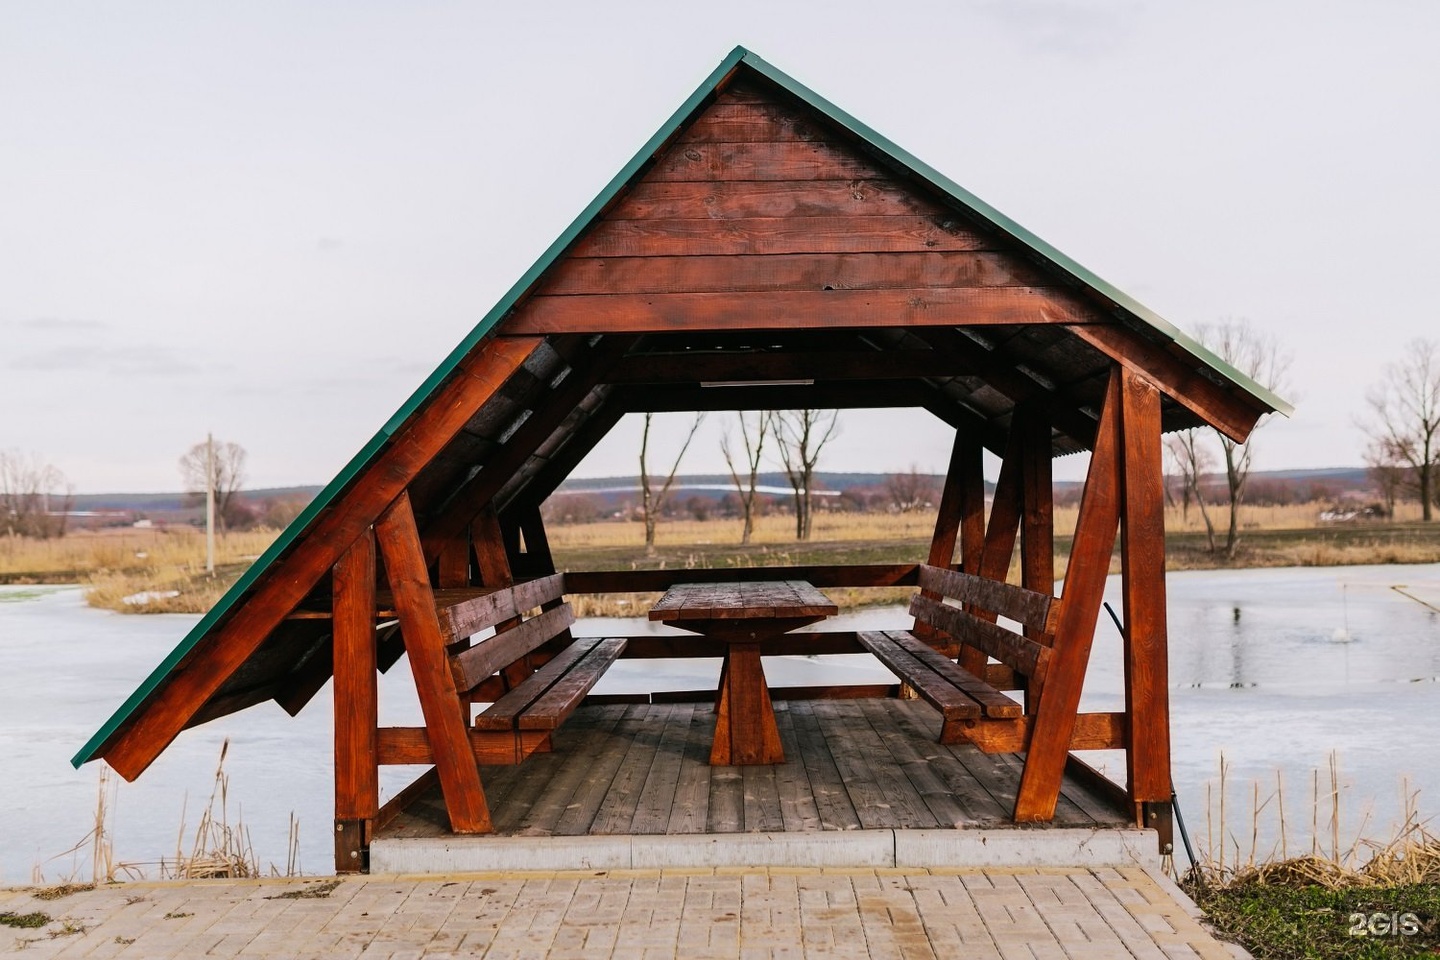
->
[[503, 77, 1100, 337]]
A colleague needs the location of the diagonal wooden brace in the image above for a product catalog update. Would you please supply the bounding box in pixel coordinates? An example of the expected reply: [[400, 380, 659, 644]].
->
[[375, 491, 492, 833], [1013, 367, 1123, 822]]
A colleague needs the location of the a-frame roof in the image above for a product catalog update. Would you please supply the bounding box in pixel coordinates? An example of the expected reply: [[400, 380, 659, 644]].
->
[[75, 46, 1289, 773]]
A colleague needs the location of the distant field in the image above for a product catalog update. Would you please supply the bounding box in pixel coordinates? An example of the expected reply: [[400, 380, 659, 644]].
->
[[2, 502, 1437, 615]]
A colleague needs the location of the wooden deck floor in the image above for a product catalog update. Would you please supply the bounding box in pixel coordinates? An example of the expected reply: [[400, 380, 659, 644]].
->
[[378, 699, 1130, 840]]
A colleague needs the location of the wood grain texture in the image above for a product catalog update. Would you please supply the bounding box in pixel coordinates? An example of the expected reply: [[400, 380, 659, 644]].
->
[[855, 632, 981, 720], [917, 565, 1054, 633], [1119, 368, 1172, 803], [332, 531, 378, 825], [569, 216, 988, 258], [511, 287, 1090, 336], [603, 348, 974, 385], [429, 574, 565, 643], [449, 603, 577, 693], [422, 337, 636, 554], [909, 596, 1051, 686], [374, 727, 547, 766], [943, 712, 1126, 753], [1014, 368, 1123, 823], [100, 335, 540, 782], [375, 492, 492, 833], [646, 139, 891, 182], [1067, 323, 1265, 443], [957, 423, 1025, 676], [605, 179, 956, 221], [539, 251, 1042, 296]]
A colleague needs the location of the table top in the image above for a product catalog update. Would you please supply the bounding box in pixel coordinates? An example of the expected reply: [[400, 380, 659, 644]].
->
[[648, 580, 838, 622]]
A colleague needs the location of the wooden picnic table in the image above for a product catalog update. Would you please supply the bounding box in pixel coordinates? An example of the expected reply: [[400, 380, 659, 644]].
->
[[649, 580, 838, 765]]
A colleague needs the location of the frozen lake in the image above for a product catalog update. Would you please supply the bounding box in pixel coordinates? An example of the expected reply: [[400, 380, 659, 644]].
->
[[1, 564, 1437, 882]]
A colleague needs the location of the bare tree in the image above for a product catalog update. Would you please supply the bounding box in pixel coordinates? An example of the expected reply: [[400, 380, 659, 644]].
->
[[770, 410, 840, 541], [885, 465, 935, 512], [639, 412, 705, 554], [0, 450, 72, 539], [1363, 439, 1407, 520], [1164, 430, 1217, 552], [1363, 338, 1440, 521], [179, 438, 248, 532], [1195, 321, 1291, 557], [720, 411, 769, 545]]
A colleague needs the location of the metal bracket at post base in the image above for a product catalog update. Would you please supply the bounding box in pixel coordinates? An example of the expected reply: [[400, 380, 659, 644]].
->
[[335, 819, 369, 874], [1142, 801, 1174, 856]]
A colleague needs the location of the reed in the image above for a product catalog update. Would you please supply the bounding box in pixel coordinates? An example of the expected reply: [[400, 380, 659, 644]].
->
[[1188, 752, 1440, 890], [160, 739, 260, 880]]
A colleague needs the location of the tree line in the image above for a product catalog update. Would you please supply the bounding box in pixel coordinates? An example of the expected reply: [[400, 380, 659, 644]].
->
[[5, 332, 1436, 548]]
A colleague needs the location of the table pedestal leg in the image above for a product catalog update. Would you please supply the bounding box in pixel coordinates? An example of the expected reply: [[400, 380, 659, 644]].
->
[[711, 641, 784, 765]]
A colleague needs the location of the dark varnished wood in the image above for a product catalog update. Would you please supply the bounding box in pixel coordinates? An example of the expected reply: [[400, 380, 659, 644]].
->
[[100, 336, 541, 782], [1120, 368, 1172, 804], [540, 251, 1043, 296], [650, 581, 837, 765], [1068, 323, 1265, 443], [917, 565, 1056, 633], [511, 287, 1092, 335], [332, 530, 379, 822], [909, 596, 1051, 686], [1015, 368, 1124, 822], [375, 492, 492, 833], [449, 603, 577, 693]]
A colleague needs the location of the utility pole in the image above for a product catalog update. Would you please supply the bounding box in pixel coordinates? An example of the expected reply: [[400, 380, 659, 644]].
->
[[205, 432, 216, 576]]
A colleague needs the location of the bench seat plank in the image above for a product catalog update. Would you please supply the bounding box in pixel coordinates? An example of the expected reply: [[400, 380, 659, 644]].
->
[[474, 636, 602, 731], [857, 631, 980, 721], [884, 630, 1023, 719], [517, 638, 628, 730]]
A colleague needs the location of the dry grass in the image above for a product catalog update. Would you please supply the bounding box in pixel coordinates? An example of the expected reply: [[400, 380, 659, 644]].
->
[[0, 528, 277, 582], [548, 511, 940, 549], [0, 527, 280, 615], [1192, 753, 1440, 891]]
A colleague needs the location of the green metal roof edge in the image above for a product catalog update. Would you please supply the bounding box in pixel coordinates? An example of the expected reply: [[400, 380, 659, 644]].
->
[[72, 47, 752, 769], [75, 43, 1290, 769], [735, 50, 1293, 418]]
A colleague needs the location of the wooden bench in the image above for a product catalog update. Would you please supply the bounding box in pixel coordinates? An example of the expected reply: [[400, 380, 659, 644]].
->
[[376, 573, 626, 767], [859, 564, 1123, 753]]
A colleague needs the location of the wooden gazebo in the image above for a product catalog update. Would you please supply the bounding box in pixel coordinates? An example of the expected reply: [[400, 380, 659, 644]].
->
[[75, 48, 1289, 873]]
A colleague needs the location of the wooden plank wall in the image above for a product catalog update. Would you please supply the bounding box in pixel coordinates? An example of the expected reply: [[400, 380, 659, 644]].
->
[[504, 81, 1099, 335]]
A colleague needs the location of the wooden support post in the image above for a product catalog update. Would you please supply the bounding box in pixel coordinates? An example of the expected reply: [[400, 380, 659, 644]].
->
[[926, 430, 971, 571], [518, 505, 556, 577], [956, 424, 1023, 676], [472, 505, 532, 691], [1014, 368, 1123, 823], [1119, 368, 1172, 818], [333, 529, 378, 873], [472, 506, 513, 590], [1017, 407, 1055, 712], [914, 431, 978, 659], [375, 492, 492, 834], [958, 435, 986, 581], [437, 531, 471, 588]]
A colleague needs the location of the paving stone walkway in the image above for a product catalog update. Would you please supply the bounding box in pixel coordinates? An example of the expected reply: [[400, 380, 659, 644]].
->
[[1, 866, 1242, 959]]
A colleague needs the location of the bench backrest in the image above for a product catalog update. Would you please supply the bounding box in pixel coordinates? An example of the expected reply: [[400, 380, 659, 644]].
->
[[445, 573, 575, 693], [911, 564, 1055, 683]]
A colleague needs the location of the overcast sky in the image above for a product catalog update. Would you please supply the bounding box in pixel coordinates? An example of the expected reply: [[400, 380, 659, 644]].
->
[[3, 2, 1437, 492]]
